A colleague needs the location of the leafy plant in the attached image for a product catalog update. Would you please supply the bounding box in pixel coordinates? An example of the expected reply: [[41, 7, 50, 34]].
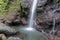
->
[[0, 0, 8, 17], [0, 0, 22, 17]]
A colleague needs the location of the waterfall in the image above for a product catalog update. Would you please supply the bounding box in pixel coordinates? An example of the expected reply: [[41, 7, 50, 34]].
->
[[16, 0, 50, 40], [26, 0, 37, 30], [29, 0, 37, 27], [49, 10, 56, 40], [52, 14, 56, 40]]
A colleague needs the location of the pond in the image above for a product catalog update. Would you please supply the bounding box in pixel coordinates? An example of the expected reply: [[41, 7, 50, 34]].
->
[[15, 27, 48, 40]]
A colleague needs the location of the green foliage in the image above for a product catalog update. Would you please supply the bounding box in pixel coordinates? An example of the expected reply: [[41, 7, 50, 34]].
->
[[0, 0, 22, 17], [0, 0, 8, 17]]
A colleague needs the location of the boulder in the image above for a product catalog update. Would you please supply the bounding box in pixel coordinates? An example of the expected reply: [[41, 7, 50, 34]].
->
[[0, 23, 17, 34], [0, 34, 7, 40], [16, 31, 25, 39], [7, 37, 22, 40]]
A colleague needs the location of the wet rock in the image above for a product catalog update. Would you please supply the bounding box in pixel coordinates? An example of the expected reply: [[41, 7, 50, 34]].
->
[[0, 34, 7, 40], [0, 23, 17, 34], [56, 31, 60, 37], [22, 0, 47, 8], [21, 18, 28, 25], [16, 31, 25, 39], [35, 25, 44, 32], [7, 37, 22, 40]]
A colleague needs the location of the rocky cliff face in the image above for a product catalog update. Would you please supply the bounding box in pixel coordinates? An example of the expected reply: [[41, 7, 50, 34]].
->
[[37, 4, 60, 32], [22, 0, 47, 8], [22, 0, 60, 36]]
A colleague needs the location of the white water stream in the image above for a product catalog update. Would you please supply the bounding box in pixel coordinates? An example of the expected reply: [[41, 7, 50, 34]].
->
[[28, 0, 37, 27], [26, 0, 38, 31]]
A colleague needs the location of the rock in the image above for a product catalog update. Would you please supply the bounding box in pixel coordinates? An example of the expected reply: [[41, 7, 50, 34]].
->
[[55, 36, 60, 40], [21, 18, 28, 25], [22, 0, 33, 8], [0, 34, 7, 40], [7, 37, 22, 40], [56, 31, 60, 37], [22, 0, 47, 8], [36, 3, 60, 32], [3, 11, 17, 25], [35, 25, 44, 32], [0, 23, 17, 34], [16, 31, 25, 39]]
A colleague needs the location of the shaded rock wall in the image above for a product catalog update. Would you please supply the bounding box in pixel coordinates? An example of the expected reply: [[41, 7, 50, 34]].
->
[[22, 0, 47, 8], [22, 0, 60, 33]]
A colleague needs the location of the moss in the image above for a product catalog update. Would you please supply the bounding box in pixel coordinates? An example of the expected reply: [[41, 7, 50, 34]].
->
[[0, 0, 22, 17]]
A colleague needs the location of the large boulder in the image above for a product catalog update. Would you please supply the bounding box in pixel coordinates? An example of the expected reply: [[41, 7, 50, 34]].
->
[[0, 23, 17, 34], [0, 34, 7, 40]]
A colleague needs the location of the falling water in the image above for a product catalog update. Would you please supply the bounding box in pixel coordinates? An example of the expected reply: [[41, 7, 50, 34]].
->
[[49, 11, 56, 40], [52, 14, 56, 40], [26, 0, 38, 40], [15, 0, 49, 40], [28, 0, 37, 28]]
